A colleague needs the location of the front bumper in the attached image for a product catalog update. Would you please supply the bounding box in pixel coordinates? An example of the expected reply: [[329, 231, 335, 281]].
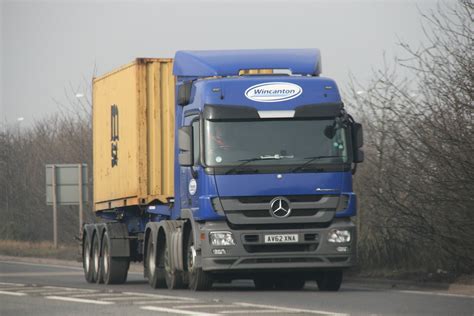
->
[[196, 218, 356, 272]]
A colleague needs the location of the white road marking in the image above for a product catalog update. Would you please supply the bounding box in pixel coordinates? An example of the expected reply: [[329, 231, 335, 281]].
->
[[71, 292, 129, 298], [398, 290, 474, 299], [100, 296, 149, 301], [40, 290, 99, 296], [221, 309, 287, 314], [0, 282, 25, 286], [46, 296, 115, 305], [122, 291, 196, 301], [234, 302, 349, 316], [133, 300, 194, 305], [176, 304, 232, 308], [141, 306, 220, 316], [0, 260, 142, 275], [0, 290, 27, 296], [16, 288, 57, 293], [0, 286, 35, 291]]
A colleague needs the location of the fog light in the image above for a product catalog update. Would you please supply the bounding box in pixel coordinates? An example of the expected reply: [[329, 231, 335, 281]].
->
[[212, 248, 227, 255], [209, 231, 235, 246], [328, 229, 351, 243], [337, 246, 349, 252]]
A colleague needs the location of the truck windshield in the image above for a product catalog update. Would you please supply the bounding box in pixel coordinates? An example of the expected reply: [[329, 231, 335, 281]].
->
[[204, 118, 350, 170]]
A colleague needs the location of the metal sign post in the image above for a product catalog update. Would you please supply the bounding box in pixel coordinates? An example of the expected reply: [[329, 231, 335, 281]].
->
[[51, 165, 58, 248]]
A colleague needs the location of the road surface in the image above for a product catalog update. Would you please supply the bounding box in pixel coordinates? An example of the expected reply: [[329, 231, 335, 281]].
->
[[0, 258, 473, 316]]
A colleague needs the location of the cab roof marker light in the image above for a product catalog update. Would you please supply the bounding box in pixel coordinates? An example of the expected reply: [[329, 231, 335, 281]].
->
[[258, 110, 295, 118]]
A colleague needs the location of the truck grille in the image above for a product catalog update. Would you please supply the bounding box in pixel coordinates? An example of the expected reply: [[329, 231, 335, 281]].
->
[[241, 208, 329, 218], [214, 195, 339, 225], [237, 195, 331, 204]]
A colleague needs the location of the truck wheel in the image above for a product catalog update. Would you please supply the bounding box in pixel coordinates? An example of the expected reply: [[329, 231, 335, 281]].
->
[[186, 232, 212, 291], [101, 231, 129, 284], [274, 278, 306, 290], [164, 238, 185, 289], [92, 234, 103, 283], [253, 277, 275, 290], [82, 234, 95, 283], [317, 270, 343, 291], [146, 237, 166, 288]]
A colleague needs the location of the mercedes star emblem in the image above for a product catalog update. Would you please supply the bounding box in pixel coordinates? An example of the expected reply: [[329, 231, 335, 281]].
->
[[269, 197, 292, 218]]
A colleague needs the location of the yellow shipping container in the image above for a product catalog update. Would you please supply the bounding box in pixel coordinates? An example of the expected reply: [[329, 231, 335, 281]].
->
[[92, 58, 175, 212]]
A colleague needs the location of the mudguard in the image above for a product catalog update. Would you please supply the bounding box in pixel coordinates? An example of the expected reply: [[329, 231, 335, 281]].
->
[[103, 222, 130, 258]]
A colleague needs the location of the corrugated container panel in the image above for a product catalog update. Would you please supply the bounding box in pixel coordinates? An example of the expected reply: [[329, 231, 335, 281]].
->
[[92, 58, 175, 212]]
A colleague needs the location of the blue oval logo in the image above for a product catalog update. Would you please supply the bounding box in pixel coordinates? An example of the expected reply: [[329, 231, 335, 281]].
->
[[245, 82, 303, 103]]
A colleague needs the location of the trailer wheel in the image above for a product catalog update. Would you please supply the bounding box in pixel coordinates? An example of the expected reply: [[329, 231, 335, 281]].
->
[[317, 270, 343, 291], [146, 237, 166, 288], [92, 234, 104, 284], [101, 231, 129, 284], [82, 234, 95, 283], [164, 238, 185, 289], [186, 232, 212, 291]]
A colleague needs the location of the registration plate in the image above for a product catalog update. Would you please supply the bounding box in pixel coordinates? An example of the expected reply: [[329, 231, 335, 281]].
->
[[264, 234, 299, 243]]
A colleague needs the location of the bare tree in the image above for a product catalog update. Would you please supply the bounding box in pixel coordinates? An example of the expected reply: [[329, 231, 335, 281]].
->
[[0, 79, 94, 244], [351, 1, 474, 274]]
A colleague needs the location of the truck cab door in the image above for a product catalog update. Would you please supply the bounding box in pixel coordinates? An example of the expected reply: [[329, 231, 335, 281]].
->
[[180, 117, 201, 211]]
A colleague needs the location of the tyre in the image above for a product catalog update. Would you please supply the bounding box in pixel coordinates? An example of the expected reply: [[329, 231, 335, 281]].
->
[[82, 234, 95, 283], [92, 233, 102, 283], [317, 270, 343, 291], [163, 238, 185, 289], [186, 231, 212, 291], [146, 237, 166, 288], [274, 278, 306, 290], [253, 277, 275, 290], [101, 231, 129, 284]]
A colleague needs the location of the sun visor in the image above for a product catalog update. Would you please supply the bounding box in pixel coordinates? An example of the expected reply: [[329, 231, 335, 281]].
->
[[294, 103, 344, 118], [203, 105, 259, 120]]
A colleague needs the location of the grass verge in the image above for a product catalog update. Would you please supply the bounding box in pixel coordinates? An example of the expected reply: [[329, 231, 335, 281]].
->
[[0, 240, 80, 261]]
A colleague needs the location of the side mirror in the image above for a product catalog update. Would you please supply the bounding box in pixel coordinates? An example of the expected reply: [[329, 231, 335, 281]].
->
[[324, 124, 336, 139], [353, 123, 363, 148], [354, 149, 364, 163], [352, 123, 364, 163], [178, 126, 193, 166], [177, 81, 192, 106]]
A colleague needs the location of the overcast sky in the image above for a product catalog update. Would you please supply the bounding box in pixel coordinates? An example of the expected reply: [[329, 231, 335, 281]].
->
[[0, 0, 453, 126]]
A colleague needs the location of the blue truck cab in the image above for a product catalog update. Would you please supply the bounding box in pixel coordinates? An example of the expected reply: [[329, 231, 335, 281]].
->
[[83, 49, 364, 291]]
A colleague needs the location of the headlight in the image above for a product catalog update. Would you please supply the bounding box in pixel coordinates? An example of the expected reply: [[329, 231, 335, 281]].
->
[[328, 229, 351, 243], [209, 231, 235, 246]]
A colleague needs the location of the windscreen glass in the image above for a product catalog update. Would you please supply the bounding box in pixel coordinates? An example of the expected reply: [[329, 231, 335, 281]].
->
[[204, 118, 350, 170]]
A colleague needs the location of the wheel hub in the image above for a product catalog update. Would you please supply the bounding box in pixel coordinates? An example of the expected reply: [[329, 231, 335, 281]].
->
[[149, 243, 156, 275], [103, 244, 109, 274], [93, 243, 99, 273], [188, 245, 197, 272], [84, 243, 90, 271], [164, 246, 171, 273]]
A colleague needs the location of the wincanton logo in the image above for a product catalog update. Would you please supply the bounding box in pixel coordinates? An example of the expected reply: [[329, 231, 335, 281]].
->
[[245, 82, 303, 102]]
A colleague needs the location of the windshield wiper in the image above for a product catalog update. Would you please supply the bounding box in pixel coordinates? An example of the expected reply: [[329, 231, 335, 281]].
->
[[225, 155, 291, 175], [291, 155, 343, 173], [259, 154, 294, 160]]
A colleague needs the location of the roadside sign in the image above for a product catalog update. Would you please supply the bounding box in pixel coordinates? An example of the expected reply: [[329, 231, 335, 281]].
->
[[45, 163, 88, 247], [46, 164, 88, 205]]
